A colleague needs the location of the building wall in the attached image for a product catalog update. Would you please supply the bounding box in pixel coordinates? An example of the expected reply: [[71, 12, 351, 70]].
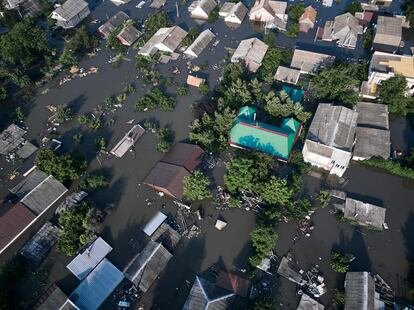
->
[[56, 6, 90, 29], [190, 7, 209, 19], [225, 14, 243, 24]]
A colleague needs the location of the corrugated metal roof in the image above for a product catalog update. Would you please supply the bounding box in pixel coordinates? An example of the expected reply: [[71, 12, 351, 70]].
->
[[117, 24, 142, 46], [67, 237, 113, 280], [373, 16, 402, 48], [355, 102, 389, 130], [274, 66, 301, 85], [344, 198, 386, 228], [231, 38, 268, 73], [345, 272, 375, 310], [35, 283, 68, 310], [0, 124, 37, 158], [10, 170, 48, 199], [143, 211, 167, 236], [139, 26, 187, 56], [98, 11, 129, 38], [69, 258, 124, 310]]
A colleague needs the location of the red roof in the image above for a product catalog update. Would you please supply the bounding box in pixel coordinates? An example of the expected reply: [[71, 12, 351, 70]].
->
[[0, 202, 36, 250], [215, 271, 251, 298]]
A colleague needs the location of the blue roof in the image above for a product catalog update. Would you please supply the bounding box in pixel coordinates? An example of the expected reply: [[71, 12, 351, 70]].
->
[[282, 86, 304, 103]]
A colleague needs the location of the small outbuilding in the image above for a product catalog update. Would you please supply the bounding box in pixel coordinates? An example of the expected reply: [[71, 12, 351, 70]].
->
[[344, 198, 386, 229], [189, 0, 217, 20], [187, 75, 205, 87], [299, 6, 317, 33], [143, 211, 168, 236], [51, 0, 90, 29], [149, 0, 166, 8], [117, 24, 142, 46], [231, 38, 268, 73], [184, 29, 215, 58], [290, 49, 335, 75], [98, 11, 129, 38], [110, 124, 145, 158], [34, 283, 68, 310]]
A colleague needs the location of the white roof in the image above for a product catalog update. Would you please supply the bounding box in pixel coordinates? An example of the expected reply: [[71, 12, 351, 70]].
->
[[69, 258, 124, 310], [143, 211, 167, 236], [67, 237, 112, 280]]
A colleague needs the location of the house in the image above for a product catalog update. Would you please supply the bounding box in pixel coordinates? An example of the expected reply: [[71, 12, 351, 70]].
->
[[299, 6, 317, 33], [34, 283, 68, 310], [67, 237, 113, 280], [184, 29, 215, 58], [274, 66, 301, 85], [51, 0, 90, 29], [138, 26, 187, 56], [110, 124, 145, 158], [117, 24, 142, 46], [183, 276, 235, 310], [187, 75, 205, 87], [322, 13, 363, 49], [344, 198, 386, 229], [143, 142, 204, 199], [188, 0, 217, 20], [302, 104, 358, 177], [229, 106, 302, 161], [373, 16, 402, 53], [353, 102, 390, 160], [290, 49, 335, 75], [220, 2, 248, 24], [297, 293, 325, 310], [249, 0, 287, 30], [231, 38, 268, 73], [215, 271, 251, 298], [0, 124, 38, 160], [123, 240, 172, 292], [4, 0, 25, 9], [98, 11, 129, 39], [344, 272, 375, 310], [68, 259, 124, 310], [362, 51, 414, 99]]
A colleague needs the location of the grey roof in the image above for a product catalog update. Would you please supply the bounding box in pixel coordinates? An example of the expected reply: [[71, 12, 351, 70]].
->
[[67, 237, 113, 280], [354, 127, 391, 160], [306, 104, 358, 151], [20, 175, 67, 215], [345, 198, 386, 228], [143, 211, 167, 236], [297, 293, 324, 310], [98, 11, 129, 38], [10, 170, 48, 199], [192, 0, 217, 15], [69, 258, 124, 310], [274, 66, 301, 84], [139, 26, 187, 56], [35, 284, 68, 310], [150, 222, 181, 251], [0, 124, 38, 158], [117, 24, 142, 45], [183, 276, 235, 310], [123, 241, 172, 292], [220, 2, 234, 15], [331, 12, 363, 48], [290, 49, 335, 74], [184, 29, 215, 58], [373, 16, 402, 48], [149, 0, 167, 8], [231, 38, 269, 72], [304, 140, 334, 159], [53, 0, 88, 21], [20, 222, 60, 266], [224, 2, 248, 22], [277, 256, 304, 285], [355, 102, 389, 130], [345, 272, 375, 310]]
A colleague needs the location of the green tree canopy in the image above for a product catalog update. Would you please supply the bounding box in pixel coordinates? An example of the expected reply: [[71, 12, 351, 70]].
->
[[257, 47, 282, 84], [183, 170, 212, 201], [288, 4, 305, 20], [259, 176, 293, 205], [378, 75, 414, 116], [330, 250, 351, 273], [221, 63, 245, 86], [249, 225, 278, 266], [224, 157, 254, 194], [346, 1, 362, 14]]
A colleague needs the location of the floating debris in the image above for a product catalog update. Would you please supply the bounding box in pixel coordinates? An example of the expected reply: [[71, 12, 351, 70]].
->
[[215, 219, 227, 230]]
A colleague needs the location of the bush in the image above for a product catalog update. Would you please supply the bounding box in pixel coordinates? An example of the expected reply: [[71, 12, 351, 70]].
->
[[285, 22, 299, 38], [330, 250, 351, 273], [360, 157, 414, 180], [134, 88, 175, 112], [94, 137, 106, 151], [55, 106, 72, 123], [333, 289, 345, 306], [182, 27, 199, 47], [79, 174, 109, 190], [288, 4, 305, 21], [176, 85, 188, 96], [73, 133, 83, 144], [156, 128, 173, 152], [347, 1, 362, 14], [13, 106, 25, 122], [59, 49, 77, 68], [208, 7, 219, 23], [199, 82, 209, 95]]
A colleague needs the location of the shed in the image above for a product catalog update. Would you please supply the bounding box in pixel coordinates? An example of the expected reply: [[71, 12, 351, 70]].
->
[[20, 175, 68, 215], [10, 170, 48, 199], [344, 198, 386, 229], [0, 202, 36, 252], [373, 16, 402, 52], [98, 11, 129, 38], [231, 38, 268, 73], [162, 142, 204, 171], [184, 29, 215, 58], [20, 222, 60, 266], [143, 211, 167, 236], [35, 284, 68, 310], [224, 2, 248, 24], [67, 237, 113, 280], [69, 259, 124, 310], [277, 257, 304, 285], [187, 75, 205, 87], [189, 0, 217, 20], [117, 24, 142, 46], [183, 276, 235, 310], [123, 241, 172, 292], [290, 49, 335, 74], [274, 66, 301, 85], [0, 124, 38, 159], [344, 272, 375, 310], [215, 271, 250, 298], [297, 293, 324, 310], [110, 124, 145, 158]]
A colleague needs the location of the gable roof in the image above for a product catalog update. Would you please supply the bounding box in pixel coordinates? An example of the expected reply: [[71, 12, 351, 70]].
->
[[344, 198, 386, 228], [123, 240, 172, 292], [161, 142, 204, 171], [117, 24, 142, 46], [306, 103, 358, 151], [98, 11, 129, 38], [274, 66, 301, 84], [331, 12, 363, 47], [10, 170, 48, 199], [231, 38, 268, 72], [229, 106, 301, 160], [0, 124, 38, 159], [183, 276, 235, 310], [345, 272, 375, 310], [299, 5, 317, 23], [192, 0, 217, 15], [184, 29, 215, 58], [53, 0, 88, 21], [139, 26, 187, 56], [290, 49, 335, 74], [373, 16, 402, 49], [225, 2, 248, 22]]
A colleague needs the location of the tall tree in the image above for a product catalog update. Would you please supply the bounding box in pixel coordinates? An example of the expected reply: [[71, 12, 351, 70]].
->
[[224, 157, 254, 194], [183, 170, 212, 201]]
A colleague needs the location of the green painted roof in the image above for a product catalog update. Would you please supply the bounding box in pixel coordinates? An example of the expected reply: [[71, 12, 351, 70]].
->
[[237, 106, 256, 120], [229, 107, 301, 159]]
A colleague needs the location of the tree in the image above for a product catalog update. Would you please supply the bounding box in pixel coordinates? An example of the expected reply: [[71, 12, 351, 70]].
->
[[362, 27, 373, 50], [55, 106, 73, 123], [347, 1, 362, 14], [176, 85, 188, 96], [263, 32, 276, 47], [208, 7, 219, 23], [264, 90, 311, 123], [183, 170, 212, 201], [285, 22, 299, 38], [288, 4, 305, 21], [94, 137, 106, 152], [259, 176, 293, 205], [221, 63, 244, 86], [257, 48, 282, 84], [0, 86, 7, 102], [330, 250, 352, 273], [378, 76, 414, 116], [35, 149, 87, 183], [249, 78, 263, 102], [223, 79, 251, 108], [182, 27, 199, 46], [13, 106, 25, 122], [199, 81, 210, 95], [333, 289, 345, 307], [402, 0, 414, 29], [156, 128, 173, 152], [224, 157, 254, 194], [59, 49, 77, 68], [79, 174, 109, 190], [67, 26, 95, 54], [249, 225, 278, 266]]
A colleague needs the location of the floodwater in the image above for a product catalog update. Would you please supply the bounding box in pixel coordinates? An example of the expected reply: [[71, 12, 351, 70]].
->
[[1, 0, 414, 308]]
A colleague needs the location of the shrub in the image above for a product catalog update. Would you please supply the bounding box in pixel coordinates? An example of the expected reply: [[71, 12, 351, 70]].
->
[[330, 250, 351, 273], [183, 170, 212, 201]]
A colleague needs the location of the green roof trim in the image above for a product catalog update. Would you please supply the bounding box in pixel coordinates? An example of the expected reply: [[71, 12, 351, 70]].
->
[[229, 106, 301, 160]]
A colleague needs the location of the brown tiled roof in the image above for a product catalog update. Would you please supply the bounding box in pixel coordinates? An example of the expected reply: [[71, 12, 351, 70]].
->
[[162, 142, 204, 171], [299, 5, 317, 23]]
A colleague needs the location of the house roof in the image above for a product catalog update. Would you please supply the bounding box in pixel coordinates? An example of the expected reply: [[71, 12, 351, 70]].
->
[[98, 11, 129, 38], [69, 258, 124, 310], [187, 75, 205, 87], [215, 271, 251, 298], [143, 211, 167, 236], [0, 202, 36, 251], [0, 124, 38, 158], [297, 293, 324, 310], [35, 284, 68, 310], [123, 241, 172, 292], [20, 175, 67, 215], [229, 106, 301, 160], [331, 12, 363, 48], [354, 127, 390, 160], [225, 2, 248, 22], [184, 29, 215, 58], [345, 272, 375, 310], [183, 276, 235, 310], [53, 0, 88, 21], [220, 2, 235, 15], [139, 26, 187, 56], [290, 49, 335, 74], [67, 237, 113, 280], [373, 16, 402, 48], [231, 38, 268, 72], [192, 0, 217, 16], [306, 103, 358, 151], [355, 102, 389, 130], [161, 142, 204, 171], [117, 24, 142, 46], [345, 198, 386, 228], [10, 170, 48, 199], [370, 51, 414, 79], [274, 66, 301, 85], [299, 6, 317, 24]]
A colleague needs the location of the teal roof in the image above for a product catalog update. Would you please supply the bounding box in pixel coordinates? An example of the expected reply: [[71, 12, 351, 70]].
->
[[237, 106, 256, 120], [229, 107, 301, 159], [282, 86, 304, 103]]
